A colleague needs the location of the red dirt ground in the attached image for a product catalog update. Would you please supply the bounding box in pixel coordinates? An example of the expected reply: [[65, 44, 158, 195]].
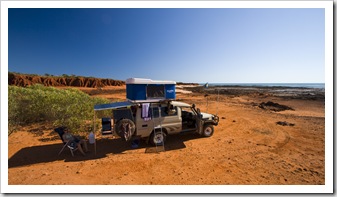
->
[[7, 85, 326, 193]]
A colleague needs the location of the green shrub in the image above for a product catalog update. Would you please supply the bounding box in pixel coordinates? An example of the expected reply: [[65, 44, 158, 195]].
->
[[8, 84, 110, 134]]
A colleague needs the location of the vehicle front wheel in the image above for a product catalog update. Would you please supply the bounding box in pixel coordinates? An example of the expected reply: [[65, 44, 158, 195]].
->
[[150, 130, 167, 146], [202, 124, 214, 137]]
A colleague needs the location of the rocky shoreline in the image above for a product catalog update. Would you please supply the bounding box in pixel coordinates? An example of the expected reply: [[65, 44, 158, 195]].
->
[[183, 85, 325, 100]]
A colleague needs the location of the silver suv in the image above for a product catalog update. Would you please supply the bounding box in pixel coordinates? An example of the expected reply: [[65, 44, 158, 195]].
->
[[98, 100, 219, 146]]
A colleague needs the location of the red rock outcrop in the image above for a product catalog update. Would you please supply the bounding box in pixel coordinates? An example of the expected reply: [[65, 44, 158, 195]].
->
[[8, 73, 125, 87]]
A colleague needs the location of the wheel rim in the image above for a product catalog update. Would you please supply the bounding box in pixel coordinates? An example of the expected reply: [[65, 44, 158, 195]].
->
[[153, 133, 164, 144], [204, 127, 212, 135]]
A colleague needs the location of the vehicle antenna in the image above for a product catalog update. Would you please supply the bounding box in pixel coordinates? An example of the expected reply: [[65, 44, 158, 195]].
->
[[216, 88, 219, 116], [204, 82, 209, 112]]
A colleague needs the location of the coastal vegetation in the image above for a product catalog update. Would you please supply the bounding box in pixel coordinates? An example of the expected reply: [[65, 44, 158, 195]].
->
[[8, 84, 110, 135]]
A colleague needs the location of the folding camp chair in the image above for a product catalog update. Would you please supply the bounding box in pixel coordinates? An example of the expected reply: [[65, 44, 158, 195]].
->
[[54, 127, 78, 157]]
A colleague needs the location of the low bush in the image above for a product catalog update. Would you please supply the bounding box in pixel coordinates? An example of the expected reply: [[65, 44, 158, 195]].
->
[[8, 84, 110, 134]]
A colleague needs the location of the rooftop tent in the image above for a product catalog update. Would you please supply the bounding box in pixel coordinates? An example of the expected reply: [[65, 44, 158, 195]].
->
[[126, 78, 176, 102]]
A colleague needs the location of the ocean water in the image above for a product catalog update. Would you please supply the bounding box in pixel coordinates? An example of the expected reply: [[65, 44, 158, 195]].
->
[[203, 83, 325, 89]]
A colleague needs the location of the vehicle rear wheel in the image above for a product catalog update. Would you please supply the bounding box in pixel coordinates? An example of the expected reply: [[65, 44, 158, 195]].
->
[[202, 124, 214, 137], [150, 130, 167, 146]]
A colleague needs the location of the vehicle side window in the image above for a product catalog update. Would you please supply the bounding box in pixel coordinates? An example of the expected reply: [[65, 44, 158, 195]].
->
[[151, 107, 159, 118], [162, 106, 177, 117], [151, 106, 177, 118]]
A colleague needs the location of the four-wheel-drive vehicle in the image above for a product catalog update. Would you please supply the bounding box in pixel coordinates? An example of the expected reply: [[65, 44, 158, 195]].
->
[[94, 100, 219, 146]]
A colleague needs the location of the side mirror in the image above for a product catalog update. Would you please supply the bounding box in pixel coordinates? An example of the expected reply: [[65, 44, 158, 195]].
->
[[192, 104, 196, 108]]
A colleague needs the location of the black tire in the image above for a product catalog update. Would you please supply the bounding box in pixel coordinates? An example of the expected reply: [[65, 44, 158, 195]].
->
[[202, 124, 214, 137], [115, 119, 136, 141], [149, 130, 167, 146]]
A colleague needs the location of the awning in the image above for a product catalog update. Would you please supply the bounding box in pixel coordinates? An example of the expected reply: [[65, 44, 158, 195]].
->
[[94, 101, 133, 111]]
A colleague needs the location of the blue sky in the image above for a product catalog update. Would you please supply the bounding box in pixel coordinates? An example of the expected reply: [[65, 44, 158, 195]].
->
[[8, 8, 325, 83]]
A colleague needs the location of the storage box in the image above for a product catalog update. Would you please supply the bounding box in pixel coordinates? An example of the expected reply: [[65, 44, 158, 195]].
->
[[126, 78, 176, 102]]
